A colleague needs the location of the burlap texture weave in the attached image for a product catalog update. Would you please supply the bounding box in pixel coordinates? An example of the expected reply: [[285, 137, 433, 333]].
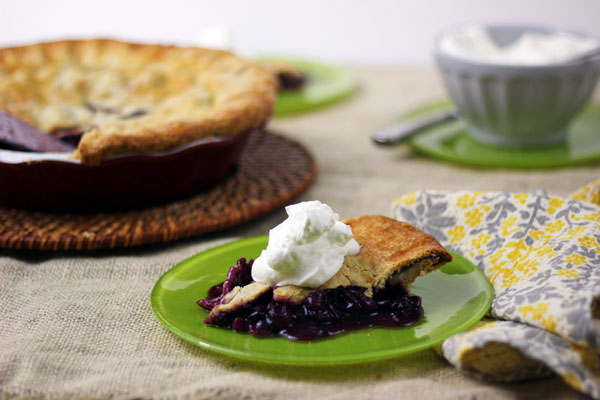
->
[[2, 67, 598, 399]]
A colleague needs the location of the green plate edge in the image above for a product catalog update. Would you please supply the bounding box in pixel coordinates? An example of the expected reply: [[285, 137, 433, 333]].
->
[[404, 100, 600, 169], [151, 235, 493, 366], [260, 58, 357, 116]]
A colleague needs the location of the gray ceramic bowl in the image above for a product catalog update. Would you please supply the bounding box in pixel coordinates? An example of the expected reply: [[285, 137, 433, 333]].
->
[[434, 24, 600, 147]]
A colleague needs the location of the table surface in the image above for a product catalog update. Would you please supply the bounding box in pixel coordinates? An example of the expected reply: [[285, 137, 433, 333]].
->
[[1, 67, 597, 400]]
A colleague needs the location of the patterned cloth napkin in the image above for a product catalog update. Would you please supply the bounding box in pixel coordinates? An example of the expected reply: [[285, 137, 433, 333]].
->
[[392, 180, 600, 399]]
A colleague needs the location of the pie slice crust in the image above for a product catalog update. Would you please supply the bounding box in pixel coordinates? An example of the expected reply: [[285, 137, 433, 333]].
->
[[202, 216, 452, 330]]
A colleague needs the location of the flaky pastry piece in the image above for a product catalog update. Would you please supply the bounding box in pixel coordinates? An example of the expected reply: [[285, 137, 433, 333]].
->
[[206, 215, 452, 320], [0, 39, 277, 165]]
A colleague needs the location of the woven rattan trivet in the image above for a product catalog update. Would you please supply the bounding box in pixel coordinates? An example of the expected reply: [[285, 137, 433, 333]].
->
[[0, 130, 317, 251]]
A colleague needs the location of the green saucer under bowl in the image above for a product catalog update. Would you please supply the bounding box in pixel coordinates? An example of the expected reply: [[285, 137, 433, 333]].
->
[[262, 58, 357, 116], [404, 101, 600, 169]]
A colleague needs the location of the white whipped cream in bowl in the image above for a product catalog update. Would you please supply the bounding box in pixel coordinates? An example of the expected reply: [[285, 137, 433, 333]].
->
[[251, 200, 360, 288], [438, 25, 599, 65], [434, 23, 600, 148]]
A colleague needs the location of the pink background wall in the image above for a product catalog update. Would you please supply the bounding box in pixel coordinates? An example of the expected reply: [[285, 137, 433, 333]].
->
[[1, 0, 599, 66]]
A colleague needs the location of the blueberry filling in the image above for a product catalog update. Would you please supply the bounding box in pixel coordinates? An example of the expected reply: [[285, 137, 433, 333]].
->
[[0, 110, 74, 152], [277, 72, 306, 91], [49, 127, 85, 147], [0, 99, 152, 153], [46, 107, 148, 148], [197, 257, 424, 341]]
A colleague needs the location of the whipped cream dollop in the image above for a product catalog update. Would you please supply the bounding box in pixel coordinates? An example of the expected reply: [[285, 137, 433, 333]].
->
[[251, 200, 361, 288], [439, 25, 599, 65]]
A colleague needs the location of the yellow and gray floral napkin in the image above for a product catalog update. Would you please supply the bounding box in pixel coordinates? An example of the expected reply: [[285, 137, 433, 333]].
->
[[392, 180, 600, 399]]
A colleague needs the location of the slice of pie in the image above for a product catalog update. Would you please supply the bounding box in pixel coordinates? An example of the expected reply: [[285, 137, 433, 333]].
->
[[259, 60, 307, 91], [0, 39, 277, 165], [198, 215, 452, 340]]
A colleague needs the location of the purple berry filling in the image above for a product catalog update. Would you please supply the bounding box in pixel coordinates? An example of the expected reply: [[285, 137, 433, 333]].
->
[[197, 257, 423, 341], [277, 72, 307, 91], [49, 127, 85, 148]]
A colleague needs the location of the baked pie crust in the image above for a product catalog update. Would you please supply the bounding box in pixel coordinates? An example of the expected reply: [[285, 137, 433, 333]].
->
[[0, 39, 277, 165]]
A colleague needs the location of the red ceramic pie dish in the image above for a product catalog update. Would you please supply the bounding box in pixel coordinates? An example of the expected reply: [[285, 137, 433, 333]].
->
[[0, 128, 253, 211]]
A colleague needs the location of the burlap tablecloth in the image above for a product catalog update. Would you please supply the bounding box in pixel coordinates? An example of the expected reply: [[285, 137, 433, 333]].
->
[[2, 67, 598, 399]]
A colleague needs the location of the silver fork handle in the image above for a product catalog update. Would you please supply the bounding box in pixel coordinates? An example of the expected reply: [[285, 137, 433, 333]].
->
[[371, 110, 458, 145]]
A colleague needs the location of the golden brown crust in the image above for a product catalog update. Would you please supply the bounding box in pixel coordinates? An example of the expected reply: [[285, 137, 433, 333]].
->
[[273, 215, 452, 303], [209, 282, 271, 317], [0, 39, 277, 165], [340, 215, 452, 286]]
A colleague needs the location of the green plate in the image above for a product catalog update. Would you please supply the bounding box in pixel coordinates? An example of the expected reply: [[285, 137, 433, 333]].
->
[[262, 58, 357, 116], [151, 235, 493, 365], [405, 101, 600, 169]]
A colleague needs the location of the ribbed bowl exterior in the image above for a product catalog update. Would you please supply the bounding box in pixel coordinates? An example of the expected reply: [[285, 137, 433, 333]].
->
[[435, 26, 600, 147]]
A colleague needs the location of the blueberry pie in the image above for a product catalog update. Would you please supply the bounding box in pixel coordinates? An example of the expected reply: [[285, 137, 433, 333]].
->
[[0, 39, 277, 164], [198, 215, 452, 340]]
